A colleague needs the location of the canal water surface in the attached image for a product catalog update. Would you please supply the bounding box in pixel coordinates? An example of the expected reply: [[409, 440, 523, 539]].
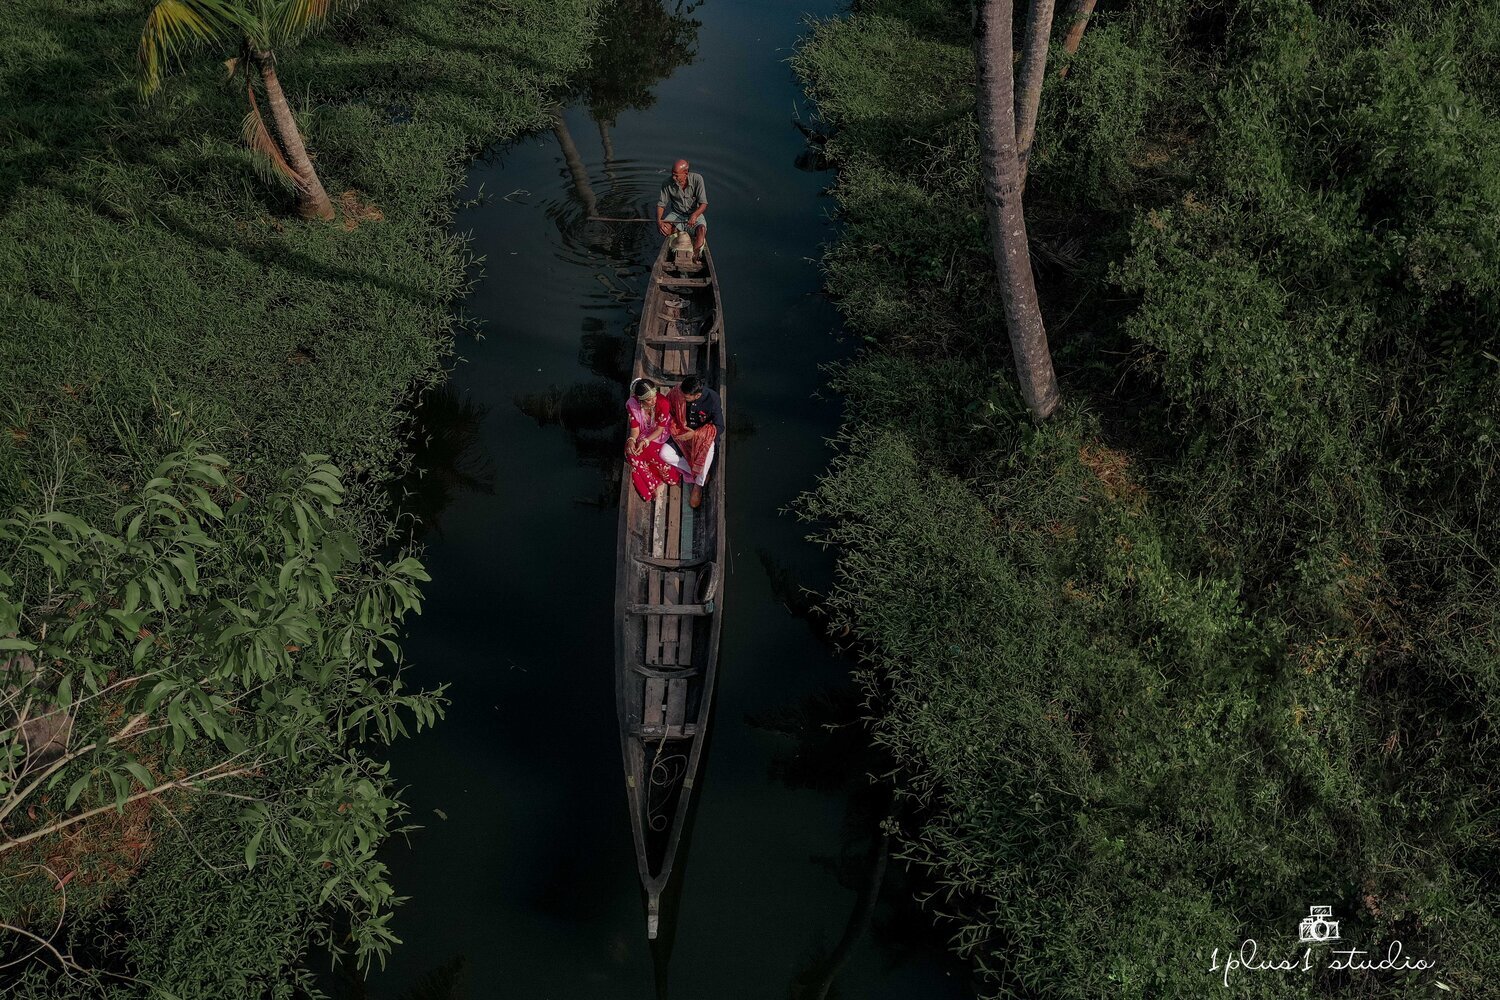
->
[[356, 2, 970, 996]]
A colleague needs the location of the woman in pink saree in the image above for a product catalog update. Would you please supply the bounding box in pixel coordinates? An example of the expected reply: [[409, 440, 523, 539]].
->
[[625, 378, 682, 501]]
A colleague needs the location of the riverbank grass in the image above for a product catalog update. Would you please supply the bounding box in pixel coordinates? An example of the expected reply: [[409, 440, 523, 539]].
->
[[2, 0, 597, 521]]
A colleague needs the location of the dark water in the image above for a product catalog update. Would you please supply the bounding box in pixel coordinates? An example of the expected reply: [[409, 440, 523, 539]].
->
[[355, 3, 969, 997]]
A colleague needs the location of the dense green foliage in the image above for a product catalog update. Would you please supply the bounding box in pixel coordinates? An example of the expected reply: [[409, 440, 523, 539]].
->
[[1, 442, 436, 971], [1, 0, 599, 992], [796, 0, 1498, 995], [7, 791, 330, 999]]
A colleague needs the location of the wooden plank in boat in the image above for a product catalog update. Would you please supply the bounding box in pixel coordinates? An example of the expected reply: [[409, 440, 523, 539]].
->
[[645, 336, 709, 346], [680, 485, 695, 555], [651, 485, 667, 557], [629, 663, 699, 679], [638, 554, 707, 569], [662, 572, 681, 664], [665, 677, 688, 726], [655, 276, 710, 287], [663, 491, 682, 662], [634, 722, 698, 740], [642, 359, 693, 383], [645, 569, 662, 665], [678, 569, 697, 668], [626, 602, 713, 616], [666, 485, 682, 560], [644, 677, 667, 727]]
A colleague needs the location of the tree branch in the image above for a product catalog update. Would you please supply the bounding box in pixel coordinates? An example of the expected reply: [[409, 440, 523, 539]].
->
[[0, 762, 259, 856], [0, 919, 71, 973], [0, 865, 66, 971], [0, 711, 153, 826], [0, 863, 179, 994], [151, 798, 233, 880]]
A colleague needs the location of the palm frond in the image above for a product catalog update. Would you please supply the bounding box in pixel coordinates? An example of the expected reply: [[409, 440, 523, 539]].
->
[[274, 0, 365, 41], [137, 0, 241, 96], [242, 83, 301, 191]]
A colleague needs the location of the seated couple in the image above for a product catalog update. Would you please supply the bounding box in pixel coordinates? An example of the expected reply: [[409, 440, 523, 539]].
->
[[624, 375, 723, 508]]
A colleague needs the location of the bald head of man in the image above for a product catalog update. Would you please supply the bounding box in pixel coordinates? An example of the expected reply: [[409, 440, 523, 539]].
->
[[672, 159, 690, 179]]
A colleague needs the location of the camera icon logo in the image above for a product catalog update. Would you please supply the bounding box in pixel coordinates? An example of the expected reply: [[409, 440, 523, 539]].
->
[[1298, 905, 1340, 943]]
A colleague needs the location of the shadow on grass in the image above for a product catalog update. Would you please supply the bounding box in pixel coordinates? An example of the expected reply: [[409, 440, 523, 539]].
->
[[0, 5, 141, 211], [150, 203, 447, 305]]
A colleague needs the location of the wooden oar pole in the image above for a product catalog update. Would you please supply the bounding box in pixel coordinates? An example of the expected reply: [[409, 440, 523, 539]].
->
[[589, 216, 661, 223]]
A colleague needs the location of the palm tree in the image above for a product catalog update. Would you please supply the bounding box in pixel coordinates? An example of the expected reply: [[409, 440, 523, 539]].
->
[[974, 0, 1061, 420], [137, 0, 355, 221], [1057, 0, 1099, 80]]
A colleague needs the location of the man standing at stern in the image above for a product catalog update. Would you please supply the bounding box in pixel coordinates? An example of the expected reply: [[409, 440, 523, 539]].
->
[[657, 158, 708, 261]]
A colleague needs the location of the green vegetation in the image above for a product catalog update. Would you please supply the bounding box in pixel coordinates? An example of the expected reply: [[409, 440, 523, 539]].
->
[[795, 0, 1498, 995], [135, 0, 375, 222], [2, 442, 433, 990], [2, 0, 597, 529], [1, 0, 599, 992]]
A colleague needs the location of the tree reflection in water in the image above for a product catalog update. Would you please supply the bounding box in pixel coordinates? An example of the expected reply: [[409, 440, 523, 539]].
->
[[525, 2, 707, 503], [393, 385, 496, 541], [548, 0, 703, 238], [581, 0, 704, 154], [746, 553, 973, 998], [514, 376, 625, 508], [325, 954, 468, 1000], [747, 685, 972, 999]]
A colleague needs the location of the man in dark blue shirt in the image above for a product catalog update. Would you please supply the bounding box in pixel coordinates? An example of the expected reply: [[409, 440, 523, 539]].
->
[[668, 375, 723, 508], [682, 377, 724, 436]]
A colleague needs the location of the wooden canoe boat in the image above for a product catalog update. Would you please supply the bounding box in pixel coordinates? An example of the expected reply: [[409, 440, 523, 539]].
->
[[614, 238, 726, 939]]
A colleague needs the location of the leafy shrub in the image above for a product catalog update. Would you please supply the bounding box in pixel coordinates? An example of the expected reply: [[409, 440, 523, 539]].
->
[[0, 441, 441, 989]]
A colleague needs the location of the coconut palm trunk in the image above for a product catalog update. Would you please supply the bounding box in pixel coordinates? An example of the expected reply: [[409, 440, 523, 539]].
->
[[1014, 0, 1055, 179], [597, 117, 615, 166], [1057, 0, 1098, 80], [552, 107, 599, 217], [975, 0, 1061, 420], [251, 49, 335, 221]]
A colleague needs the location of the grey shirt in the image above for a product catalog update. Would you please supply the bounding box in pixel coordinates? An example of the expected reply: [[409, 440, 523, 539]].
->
[[658, 172, 708, 217]]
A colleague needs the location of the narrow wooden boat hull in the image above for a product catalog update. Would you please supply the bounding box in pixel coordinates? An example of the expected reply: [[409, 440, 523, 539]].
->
[[614, 240, 727, 938]]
